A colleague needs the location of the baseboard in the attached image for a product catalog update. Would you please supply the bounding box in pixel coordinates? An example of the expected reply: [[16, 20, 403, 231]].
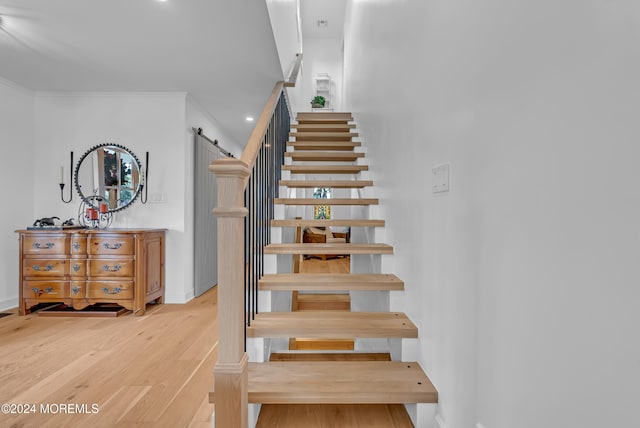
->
[[164, 290, 195, 304], [0, 297, 18, 312]]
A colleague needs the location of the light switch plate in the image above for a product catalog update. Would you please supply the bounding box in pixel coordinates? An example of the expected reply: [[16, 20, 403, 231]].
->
[[432, 163, 450, 193]]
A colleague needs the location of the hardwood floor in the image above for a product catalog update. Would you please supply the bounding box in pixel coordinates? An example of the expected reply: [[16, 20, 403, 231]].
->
[[0, 289, 218, 428], [0, 256, 413, 427], [256, 404, 414, 428]]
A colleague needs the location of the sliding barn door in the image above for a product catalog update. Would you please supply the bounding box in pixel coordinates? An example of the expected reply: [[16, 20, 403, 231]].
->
[[194, 134, 226, 297]]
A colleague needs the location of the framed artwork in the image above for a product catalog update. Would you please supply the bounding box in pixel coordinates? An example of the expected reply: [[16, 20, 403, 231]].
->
[[313, 187, 331, 220]]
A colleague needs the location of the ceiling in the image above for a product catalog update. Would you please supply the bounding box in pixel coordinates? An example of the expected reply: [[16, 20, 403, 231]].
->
[[0, 0, 284, 145], [300, 0, 347, 40]]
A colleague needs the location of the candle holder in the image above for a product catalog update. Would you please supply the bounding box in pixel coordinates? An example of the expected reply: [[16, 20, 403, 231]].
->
[[78, 196, 112, 229], [140, 151, 149, 204], [60, 151, 74, 203]]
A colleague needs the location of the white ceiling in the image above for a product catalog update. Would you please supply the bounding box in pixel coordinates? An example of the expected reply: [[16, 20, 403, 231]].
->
[[0, 0, 284, 145], [300, 0, 347, 40]]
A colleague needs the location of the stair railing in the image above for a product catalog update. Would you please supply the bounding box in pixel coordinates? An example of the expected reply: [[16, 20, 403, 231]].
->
[[209, 53, 302, 428]]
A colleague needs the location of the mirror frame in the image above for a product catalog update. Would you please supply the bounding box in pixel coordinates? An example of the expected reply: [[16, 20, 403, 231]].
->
[[74, 143, 142, 213]]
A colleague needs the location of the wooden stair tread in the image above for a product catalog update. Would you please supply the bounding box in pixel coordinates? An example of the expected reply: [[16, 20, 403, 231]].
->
[[296, 293, 350, 311], [238, 361, 438, 404], [290, 132, 358, 141], [247, 311, 417, 338], [260, 273, 403, 291], [269, 352, 392, 362], [283, 165, 368, 174], [271, 219, 385, 227], [289, 338, 355, 351], [279, 180, 373, 188], [265, 243, 393, 255], [274, 198, 378, 206], [297, 293, 350, 302], [296, 112, 353, 122], [287, 141, 361, 151], [285, 151, 365, 161], [291, 123, 356, 130]]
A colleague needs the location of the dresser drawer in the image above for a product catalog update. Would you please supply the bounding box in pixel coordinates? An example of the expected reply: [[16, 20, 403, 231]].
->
[[70, 235, 87, 255], [70, 260, 87, 277], [23, 236, 67, 255], [88, 236, 134, 255], [87, 281, 134, 300], [23, 259, 69, 277], [23, 281, 68, 299], [70, 281, 86, 298], [88, 259, 134, 277]]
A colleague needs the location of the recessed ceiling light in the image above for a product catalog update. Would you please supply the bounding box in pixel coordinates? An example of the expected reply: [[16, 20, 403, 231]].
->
[[246, 116, 254, 122]]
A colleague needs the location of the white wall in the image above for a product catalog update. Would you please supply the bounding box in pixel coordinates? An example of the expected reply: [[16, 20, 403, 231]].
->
[[266, 0, 304, 115], [1, 87, 249, 310], [302, 38, 344, 111], [0, 78, 35, 311], [343, 1, 640, 428], [33, 92, 190, 303]]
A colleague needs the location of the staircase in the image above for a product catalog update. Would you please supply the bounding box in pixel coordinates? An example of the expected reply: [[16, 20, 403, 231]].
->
[[239, 112, 438, 426]]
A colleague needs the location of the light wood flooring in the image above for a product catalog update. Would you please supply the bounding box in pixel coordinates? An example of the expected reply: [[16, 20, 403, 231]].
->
[[0, 257, 412, 428], [0, 290, 218, 428], [299, 256, 350, 274]]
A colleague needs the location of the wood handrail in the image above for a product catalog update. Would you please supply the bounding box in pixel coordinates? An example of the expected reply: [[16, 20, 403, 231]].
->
[[284, 53, 303, 87], [240, 81, 285, 170], [240, 52, 302, 173]]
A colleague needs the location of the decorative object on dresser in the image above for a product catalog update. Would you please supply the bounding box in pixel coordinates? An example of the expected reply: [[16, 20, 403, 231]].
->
[[77, 196, 113, 229], [16, 229, 165, 316]]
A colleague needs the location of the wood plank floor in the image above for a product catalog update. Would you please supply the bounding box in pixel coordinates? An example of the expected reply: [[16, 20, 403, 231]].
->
[[0, 289, 218, 428], [0, 256, 412, 427]]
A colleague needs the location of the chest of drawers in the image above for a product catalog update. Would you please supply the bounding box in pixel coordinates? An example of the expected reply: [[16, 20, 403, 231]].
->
[[16, 229, 165, 316]]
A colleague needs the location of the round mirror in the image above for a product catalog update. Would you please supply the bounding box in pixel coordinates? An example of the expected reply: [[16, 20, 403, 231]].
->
[[74, 143, 142, 212]]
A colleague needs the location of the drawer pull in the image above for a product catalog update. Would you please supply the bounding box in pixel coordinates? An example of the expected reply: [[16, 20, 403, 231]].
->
[[32, 242, 55, 249], [102, 287, 122, 295], [73, 264, 82, 272], [102, 243, 123, 250], [73, 242, 81, 251], [103, 264, 122, 272], [32, 264, 55, 272], [72, 286, 82, 295], [32, 287, 56, 295]]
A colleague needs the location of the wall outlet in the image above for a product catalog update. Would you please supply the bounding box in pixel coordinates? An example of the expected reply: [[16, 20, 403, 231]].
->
[[432, 163, 450, 193]]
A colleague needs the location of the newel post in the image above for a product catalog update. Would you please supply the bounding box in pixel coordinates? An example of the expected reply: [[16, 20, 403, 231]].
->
[[210, 158, 250, 428]]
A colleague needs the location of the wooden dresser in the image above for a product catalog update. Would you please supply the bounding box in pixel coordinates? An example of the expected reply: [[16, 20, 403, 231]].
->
[[16, 229, 165, 316]]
